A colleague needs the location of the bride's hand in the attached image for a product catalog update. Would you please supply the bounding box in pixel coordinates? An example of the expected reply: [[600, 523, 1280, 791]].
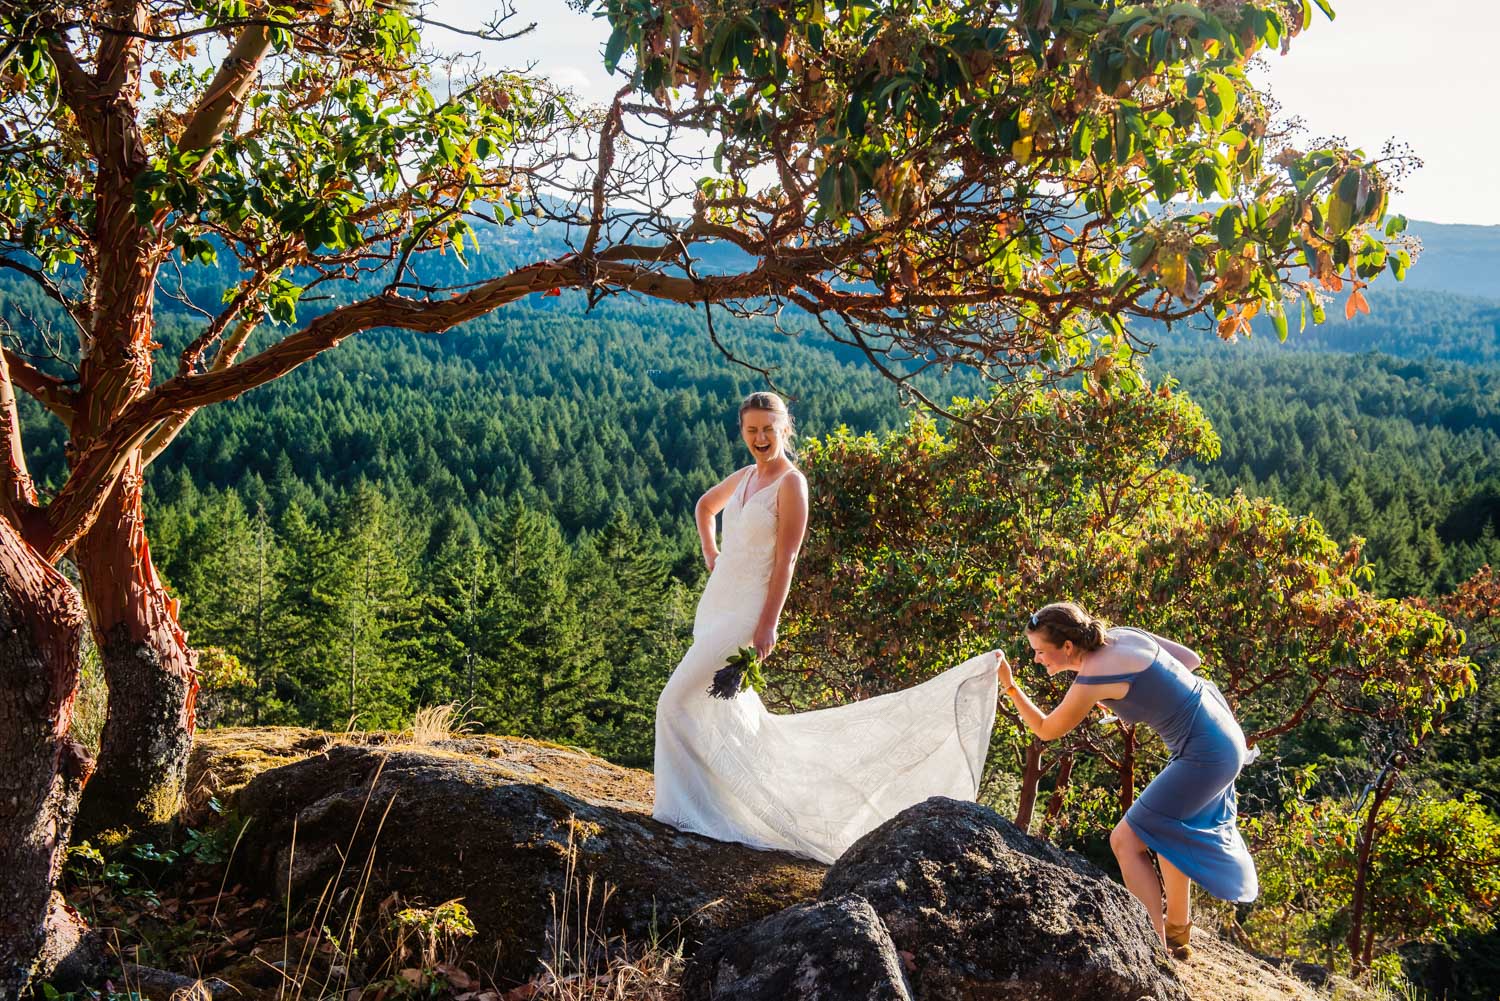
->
[[703, 547, 719, 572], [993, 650, 1014, 689], [753, 622, 777, 660]]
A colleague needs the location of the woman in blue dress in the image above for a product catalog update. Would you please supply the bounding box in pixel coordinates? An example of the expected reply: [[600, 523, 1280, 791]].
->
[[994, 601, 1257, 959]]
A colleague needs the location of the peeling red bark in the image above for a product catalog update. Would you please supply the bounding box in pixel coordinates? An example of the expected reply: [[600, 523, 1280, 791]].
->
[[0, 516, 92, 998], [1041, 751, 1075, 832], [1015, 739, 1046, 832], [74, 467, 198, 837]]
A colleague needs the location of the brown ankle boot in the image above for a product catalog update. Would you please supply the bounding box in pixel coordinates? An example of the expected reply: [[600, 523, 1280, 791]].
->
[[1165, 921, 1193, 960]]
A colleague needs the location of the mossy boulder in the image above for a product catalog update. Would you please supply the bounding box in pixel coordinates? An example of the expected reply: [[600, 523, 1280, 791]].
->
[[817, 797, 1189, 1001], [683, 893, 913, 1001], [211, 731, 824, 984], [184, 727, 331, 825]]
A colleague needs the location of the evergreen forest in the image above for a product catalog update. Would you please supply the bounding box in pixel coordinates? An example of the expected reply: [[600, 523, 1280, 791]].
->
[[7, 224, 1500, 994]]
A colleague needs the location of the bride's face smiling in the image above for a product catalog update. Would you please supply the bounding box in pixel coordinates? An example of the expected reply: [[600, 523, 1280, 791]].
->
[[1026, 631, 1083, 675], [741, 409, 785, 464]]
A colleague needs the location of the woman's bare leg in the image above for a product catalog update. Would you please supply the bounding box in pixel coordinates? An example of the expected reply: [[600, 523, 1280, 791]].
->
[[1160, 854, 1192, 929], [1111, 818, 1164, 943]]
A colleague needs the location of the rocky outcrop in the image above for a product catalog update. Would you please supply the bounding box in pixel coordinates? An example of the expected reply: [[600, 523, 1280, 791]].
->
[[217, 733, 825, 983], [187, 730, 1367, 1001], [184, 727, 330, 824], [682, 893, 913, 1001], [685, 797, 1188, 1001]]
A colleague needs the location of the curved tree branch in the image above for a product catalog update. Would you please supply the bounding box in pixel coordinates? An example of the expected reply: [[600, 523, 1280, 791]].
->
[[2, 350, 76, 422], [145, 305, 263, 469], [0, 348, 47, 543], [175, 24, 273, 161]]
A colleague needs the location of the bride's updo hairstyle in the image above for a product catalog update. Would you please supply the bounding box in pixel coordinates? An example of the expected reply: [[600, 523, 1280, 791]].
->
[[1026, 601, 1111, 652], [739, 391, 796, 454]]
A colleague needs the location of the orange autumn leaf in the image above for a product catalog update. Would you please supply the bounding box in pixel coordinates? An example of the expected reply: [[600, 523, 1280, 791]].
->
[[1345, 288, 1370, 320]]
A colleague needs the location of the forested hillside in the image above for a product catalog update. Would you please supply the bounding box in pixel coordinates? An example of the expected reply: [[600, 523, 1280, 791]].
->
[[5, 221, 1498, 740], [1147, 286, 1500, 365], [1153, 349, 1500, 596], [39, 300, 925, 544], [8, 222, 1499, 998]]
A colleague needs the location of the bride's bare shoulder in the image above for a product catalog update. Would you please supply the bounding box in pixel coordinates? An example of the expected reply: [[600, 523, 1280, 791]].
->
[[776, 465, 809, 496]]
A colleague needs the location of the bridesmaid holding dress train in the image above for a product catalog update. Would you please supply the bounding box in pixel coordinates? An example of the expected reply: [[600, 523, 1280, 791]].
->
[[994, 601, 1258, 959]]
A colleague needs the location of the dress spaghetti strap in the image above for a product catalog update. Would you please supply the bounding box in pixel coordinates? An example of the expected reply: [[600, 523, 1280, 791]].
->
[[732, 466, 755, 507], [744, 466, 793, 507]]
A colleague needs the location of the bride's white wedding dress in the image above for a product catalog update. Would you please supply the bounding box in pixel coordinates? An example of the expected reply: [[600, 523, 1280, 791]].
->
[[652, 466, 1000, 864]]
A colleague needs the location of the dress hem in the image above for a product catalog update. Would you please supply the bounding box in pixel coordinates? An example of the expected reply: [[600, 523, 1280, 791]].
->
[[1124, 801, 1259, 904]]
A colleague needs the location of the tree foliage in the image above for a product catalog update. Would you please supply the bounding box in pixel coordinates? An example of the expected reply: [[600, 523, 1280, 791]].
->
[[781, 383, 1470, 835], [1253, 775, 1500, 974], [590, 0, 1415, 401]]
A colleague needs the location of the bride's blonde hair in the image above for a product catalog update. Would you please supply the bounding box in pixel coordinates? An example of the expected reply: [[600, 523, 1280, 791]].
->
[[739, 391, 796, 457]]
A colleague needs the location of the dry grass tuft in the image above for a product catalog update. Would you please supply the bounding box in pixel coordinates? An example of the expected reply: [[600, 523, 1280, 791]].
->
[[168, 979, 217, 1001], [521, 817, 684, 1001], [408, 702, 479, 744]]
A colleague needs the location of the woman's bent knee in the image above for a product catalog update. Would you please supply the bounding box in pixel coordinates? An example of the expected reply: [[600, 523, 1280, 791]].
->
[[1110, 819, 1141, 856]]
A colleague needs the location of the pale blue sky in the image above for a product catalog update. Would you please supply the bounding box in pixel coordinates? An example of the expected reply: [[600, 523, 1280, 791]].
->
[[432, 1, 1498, 226]]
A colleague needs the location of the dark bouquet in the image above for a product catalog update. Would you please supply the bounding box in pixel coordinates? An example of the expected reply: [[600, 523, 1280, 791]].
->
[[707, 645, 766, 700]]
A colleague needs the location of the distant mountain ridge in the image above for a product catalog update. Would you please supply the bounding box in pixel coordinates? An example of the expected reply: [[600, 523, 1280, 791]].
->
[[1394, 220, 1500, 301]]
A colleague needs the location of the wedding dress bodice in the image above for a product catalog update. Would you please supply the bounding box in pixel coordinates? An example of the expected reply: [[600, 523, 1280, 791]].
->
[[694, 469, 782, 635]]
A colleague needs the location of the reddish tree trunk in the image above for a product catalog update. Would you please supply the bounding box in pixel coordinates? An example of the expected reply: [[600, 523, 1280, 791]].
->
[[1015, 739, 1046, 832], [60, 19, 201, 836], [1041, 751, 1075, 833], [73, 469, 198, 837], [1346, 767, 1399, 975], [0, 517, 94, 997], [1118, 726, 1137, 813]]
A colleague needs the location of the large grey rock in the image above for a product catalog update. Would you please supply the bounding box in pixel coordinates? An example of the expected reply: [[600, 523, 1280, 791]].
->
[[820, 797, 1189, 1001], [682, 893, 912, 1001], [226, 737, 824, 983]]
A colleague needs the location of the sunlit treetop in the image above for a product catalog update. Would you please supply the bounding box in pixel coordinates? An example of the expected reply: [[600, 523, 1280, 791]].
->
[[588, 0, 1414, 402], [0, 0, 1418, 559]]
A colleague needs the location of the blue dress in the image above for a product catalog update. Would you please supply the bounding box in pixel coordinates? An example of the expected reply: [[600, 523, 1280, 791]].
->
[[1076, 629, 1258, 903]]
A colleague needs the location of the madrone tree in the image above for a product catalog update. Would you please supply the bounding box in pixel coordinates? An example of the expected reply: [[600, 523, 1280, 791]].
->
[[781, 386, 1469, 834], [0, 0, 1412, 990]]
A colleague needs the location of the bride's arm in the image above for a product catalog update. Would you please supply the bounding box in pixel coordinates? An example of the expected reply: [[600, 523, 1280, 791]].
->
[[696, 468, 749, 570], [753, 472, 810, 657]]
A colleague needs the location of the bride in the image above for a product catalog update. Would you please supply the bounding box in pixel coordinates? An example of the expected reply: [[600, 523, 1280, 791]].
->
[[652, 392, 1000, 863]]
